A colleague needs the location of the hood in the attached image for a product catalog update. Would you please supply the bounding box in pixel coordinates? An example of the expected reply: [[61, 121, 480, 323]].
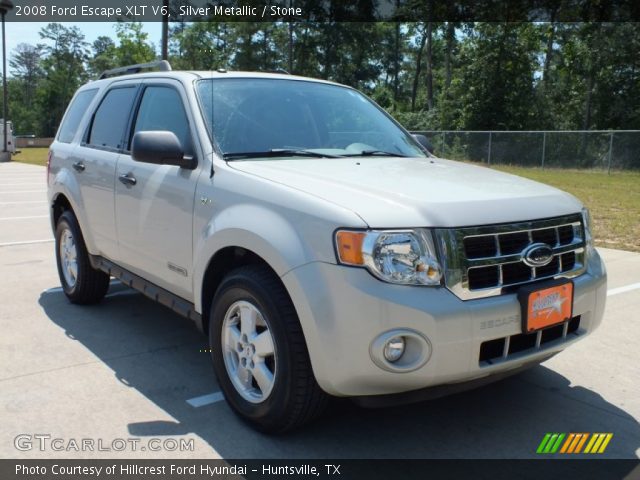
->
[[229, 157, 583, 228]]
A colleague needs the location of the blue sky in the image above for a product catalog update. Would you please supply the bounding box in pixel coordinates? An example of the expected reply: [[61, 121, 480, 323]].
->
[[4, 22, 162, 60]]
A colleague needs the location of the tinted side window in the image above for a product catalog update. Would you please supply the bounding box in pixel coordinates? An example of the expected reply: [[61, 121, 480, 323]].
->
[[88, 87, 137, 150], [132, 86, 192, 154], [57, 89, 98, 143]]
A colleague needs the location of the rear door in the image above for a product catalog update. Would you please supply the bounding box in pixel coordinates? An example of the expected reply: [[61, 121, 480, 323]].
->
[[71, 84, 139, 259], [114, 80, 200, 300]]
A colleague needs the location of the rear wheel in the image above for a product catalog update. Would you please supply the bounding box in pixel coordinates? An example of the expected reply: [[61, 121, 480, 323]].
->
[[209, 265, 328, 433], [55, 210, 110, 304]]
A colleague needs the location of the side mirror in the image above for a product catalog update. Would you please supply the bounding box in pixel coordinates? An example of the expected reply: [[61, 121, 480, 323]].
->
[[412, 134, 434, 154], [131, 131, 196, 169]]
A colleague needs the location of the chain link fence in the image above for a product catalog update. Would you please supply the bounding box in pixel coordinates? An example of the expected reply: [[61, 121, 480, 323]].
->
[[412, 131, 640, 171]]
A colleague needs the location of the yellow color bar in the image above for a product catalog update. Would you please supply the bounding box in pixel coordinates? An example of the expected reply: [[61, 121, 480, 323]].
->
[[584, 434, 598, 453], [591, 434, 607, 453], [597, 433, 613, 453]]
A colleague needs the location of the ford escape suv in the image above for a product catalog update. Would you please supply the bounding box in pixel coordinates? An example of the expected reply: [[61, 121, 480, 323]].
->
[[47, 61, 607, 432]]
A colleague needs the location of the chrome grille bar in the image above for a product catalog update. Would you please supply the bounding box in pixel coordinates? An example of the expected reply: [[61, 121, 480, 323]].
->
[[435, 214, 586, 300]]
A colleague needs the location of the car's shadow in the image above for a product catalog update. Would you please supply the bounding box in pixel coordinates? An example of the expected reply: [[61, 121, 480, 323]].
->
[[39, 284, 640, 459]]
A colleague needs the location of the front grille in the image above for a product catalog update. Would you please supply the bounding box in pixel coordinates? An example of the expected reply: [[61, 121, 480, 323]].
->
[[479, 316, 581, 365], [437, 214, 586, 300]]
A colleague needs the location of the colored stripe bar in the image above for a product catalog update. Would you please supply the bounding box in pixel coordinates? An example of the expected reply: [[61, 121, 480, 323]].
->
[[537, 433, 552, 453], [598, 434, 613, 453], [539, 432, 613, 454], [567, 434, 582, 453], [590, 434, 607, 453], [544, 434, 559, 453], [584, 434, 598, 453], [550, 433, 566, 453], [574, 433, 589, 453], [560, 434, 575, 453]]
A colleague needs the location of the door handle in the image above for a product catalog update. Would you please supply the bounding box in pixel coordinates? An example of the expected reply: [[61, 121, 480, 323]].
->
[[118, 173, 137, 186], [72, 161, 85, 172]]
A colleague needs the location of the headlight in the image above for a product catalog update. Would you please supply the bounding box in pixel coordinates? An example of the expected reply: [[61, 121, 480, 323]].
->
[[335, 229, 442, 286], [582, 207, 594, 253]]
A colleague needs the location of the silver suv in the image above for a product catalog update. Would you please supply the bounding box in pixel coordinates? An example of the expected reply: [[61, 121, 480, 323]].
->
[[48, 61, 607, 432]]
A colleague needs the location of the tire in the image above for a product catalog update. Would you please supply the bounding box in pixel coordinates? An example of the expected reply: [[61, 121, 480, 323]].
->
[[55, 210, 110, 305], [209, 265, 328, 433]]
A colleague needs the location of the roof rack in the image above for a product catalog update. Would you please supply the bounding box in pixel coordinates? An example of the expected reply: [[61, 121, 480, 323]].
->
[[98, 60, 172, 80]]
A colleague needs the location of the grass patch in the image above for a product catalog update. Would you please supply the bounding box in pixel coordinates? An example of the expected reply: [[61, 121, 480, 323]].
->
[[12, 148, 638, 252], [12, 147, 49, 166], [490, 165, 640, 252]]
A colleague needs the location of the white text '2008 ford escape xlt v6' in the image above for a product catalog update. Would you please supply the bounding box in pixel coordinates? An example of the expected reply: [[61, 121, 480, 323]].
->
[[47, 61, 607, 432]]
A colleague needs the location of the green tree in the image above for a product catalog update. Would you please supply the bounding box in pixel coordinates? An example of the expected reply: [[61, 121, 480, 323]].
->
[[114, 22, 156, 65], [170, 22, 234, 70], [449, 23, 541, 130], [37, 23, 89, 136], [8, 44, 44, 134], [88, 36, 118, 77]]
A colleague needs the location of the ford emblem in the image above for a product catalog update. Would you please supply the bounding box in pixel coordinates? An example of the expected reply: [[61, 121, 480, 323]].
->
[[522, 243, 554, 267]]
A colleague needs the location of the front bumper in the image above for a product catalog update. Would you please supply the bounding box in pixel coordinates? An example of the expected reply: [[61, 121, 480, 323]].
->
[[281, 248, 607, 398]]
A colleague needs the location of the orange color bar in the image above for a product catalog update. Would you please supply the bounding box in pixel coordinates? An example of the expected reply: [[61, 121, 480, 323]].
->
[[560, 434, 575, 453], [567, 434, 582, 453], [574, 433, 589, 453]]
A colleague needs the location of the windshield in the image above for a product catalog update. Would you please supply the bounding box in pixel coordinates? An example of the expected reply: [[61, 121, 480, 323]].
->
[[196, 78, 427, 159]]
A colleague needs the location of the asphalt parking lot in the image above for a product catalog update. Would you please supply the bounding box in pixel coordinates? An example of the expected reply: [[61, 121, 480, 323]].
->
[[1, 161, 639, 459]]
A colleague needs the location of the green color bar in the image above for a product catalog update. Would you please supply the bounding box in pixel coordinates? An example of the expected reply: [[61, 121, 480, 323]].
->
[[550, 433, 566, 453], [544, 434, 559, 453], [537, 433, 552, 453]]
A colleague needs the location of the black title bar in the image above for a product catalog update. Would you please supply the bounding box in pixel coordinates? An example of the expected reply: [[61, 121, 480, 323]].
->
[[5, 0, 640, 22], [2, 459, 640, 480]]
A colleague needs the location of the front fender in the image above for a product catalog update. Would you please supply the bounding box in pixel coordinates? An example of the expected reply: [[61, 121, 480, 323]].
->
[[193, 202, 330, 313]]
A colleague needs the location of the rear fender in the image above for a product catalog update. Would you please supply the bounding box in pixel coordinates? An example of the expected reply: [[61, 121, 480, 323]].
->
[[49, 169, 98, 254]]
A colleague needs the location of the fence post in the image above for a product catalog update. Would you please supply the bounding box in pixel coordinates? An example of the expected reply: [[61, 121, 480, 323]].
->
[[442, 131, 446, 156], [541, 131, 546, 169], [487, 131, 492, 165], [607, 132, 613, 175]]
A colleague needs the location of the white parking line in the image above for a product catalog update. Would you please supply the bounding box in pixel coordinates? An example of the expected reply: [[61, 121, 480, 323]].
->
[[607, 282, 640, 297], [0, 215, 49, 220], [186, 391, 225, 408], [0, 239, 54, 247], [0, 190, 47, 194], [0, 200, 47, 205], [0, 183, 45, 186]]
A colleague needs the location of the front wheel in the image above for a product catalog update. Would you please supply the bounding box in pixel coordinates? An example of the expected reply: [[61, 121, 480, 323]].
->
[[209, 265, 328, 433]]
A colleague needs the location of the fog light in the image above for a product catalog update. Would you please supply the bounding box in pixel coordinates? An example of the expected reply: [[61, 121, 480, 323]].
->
[[383, 336, 405, 362]]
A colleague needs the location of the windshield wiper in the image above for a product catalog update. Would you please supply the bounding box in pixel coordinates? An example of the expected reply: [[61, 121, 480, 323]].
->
[[223, 149, 340, 161], [342, 150, 408, 157]]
